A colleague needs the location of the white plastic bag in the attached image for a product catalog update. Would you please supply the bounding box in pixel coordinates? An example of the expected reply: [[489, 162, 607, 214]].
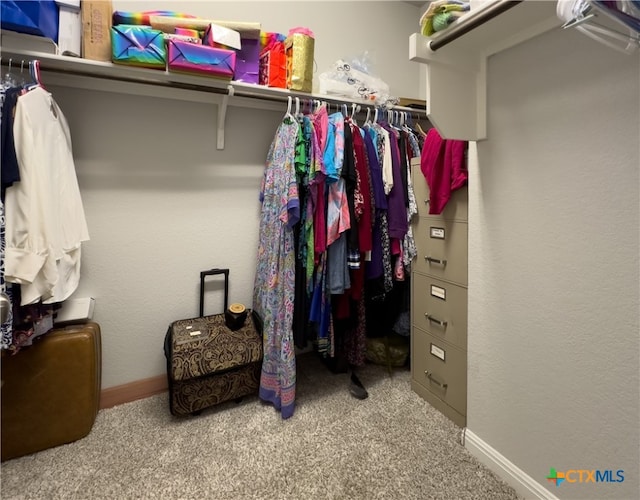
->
[[319, 55, 396, 106]]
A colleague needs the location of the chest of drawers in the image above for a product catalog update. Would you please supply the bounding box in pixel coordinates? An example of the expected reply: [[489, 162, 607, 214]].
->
[[410, 157, 468, 427]]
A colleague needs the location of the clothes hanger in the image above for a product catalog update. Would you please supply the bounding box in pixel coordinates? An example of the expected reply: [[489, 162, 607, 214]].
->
[[414, 121, 427, 138], [294, 96, 301, 119], [25, 60, 44, 91], [560, 0, 639, 54], [284, 96, 294, 122], [592, 0, 640, 32], [2, 58, 17, 87]]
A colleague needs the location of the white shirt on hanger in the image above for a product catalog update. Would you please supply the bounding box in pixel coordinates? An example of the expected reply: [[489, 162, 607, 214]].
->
[[5, 86, 89, 305]]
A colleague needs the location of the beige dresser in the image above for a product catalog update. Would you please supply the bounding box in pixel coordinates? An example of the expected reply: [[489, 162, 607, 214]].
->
[[410, 157, 468, 427]]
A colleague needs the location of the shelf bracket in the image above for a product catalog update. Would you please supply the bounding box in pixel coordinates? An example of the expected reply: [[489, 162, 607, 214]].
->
[[217, 84, 234, 150]]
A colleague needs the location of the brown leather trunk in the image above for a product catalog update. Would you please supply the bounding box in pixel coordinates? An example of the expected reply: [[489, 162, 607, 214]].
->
[[1, 322, 101, 461]]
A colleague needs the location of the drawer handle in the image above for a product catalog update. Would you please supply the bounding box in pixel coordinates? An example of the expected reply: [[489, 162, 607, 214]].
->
[[425, 371, 448, 389], [425, 314, 447, 328], [425, 256, 447, 266], [424, 198, 430, 205]]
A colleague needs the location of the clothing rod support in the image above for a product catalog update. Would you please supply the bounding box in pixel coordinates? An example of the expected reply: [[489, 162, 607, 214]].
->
[[429, 0, 524, 51], [217, 84, 234, 150]]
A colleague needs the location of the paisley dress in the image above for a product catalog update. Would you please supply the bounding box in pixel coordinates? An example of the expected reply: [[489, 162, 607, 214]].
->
[[252, 116, 300, 419]]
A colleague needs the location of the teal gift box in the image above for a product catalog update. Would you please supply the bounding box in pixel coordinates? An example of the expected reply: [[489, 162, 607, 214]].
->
[[111, 25, 166, 69]]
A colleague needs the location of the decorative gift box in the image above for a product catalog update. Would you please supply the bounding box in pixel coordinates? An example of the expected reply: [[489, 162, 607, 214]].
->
[[202, 23, 241, 50], [167, 39, 236, 79], [259, 33, 286, 88], [113, 10, 195, 26], [164, 33, 201, 45], [174, 27, 200, 39], [234, 38, 260, 84], [111, 25, 166, 69], [285, 28, 314, 92]]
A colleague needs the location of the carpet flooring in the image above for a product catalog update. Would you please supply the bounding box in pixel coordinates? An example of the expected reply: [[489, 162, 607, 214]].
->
[[1, 353, 520, 499]]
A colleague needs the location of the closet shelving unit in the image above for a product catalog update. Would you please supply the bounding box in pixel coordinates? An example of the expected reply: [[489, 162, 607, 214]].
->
[[409, 0, 561, 141], [2, 47, 425, 150]]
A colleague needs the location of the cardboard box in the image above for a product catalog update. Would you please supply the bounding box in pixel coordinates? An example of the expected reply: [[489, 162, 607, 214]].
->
[[398, 98, 427, 110], [56, 0, 81, 56], [81, 0, 112, 61]]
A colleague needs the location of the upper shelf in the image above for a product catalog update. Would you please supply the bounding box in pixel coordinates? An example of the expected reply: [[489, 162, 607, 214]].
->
[[2, 47, 426, 149], [2, 47, 423, 113], [410, 0, 561, 141]]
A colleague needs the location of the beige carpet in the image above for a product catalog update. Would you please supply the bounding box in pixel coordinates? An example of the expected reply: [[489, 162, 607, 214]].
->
[[1, 353, 519, 499]]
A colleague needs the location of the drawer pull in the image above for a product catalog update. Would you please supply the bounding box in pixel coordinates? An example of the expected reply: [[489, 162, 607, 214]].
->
[[425, 371, 448, 389], [425, 256, 447, 266], [424, 198, 430, 205], [425, 314, 447, 328]]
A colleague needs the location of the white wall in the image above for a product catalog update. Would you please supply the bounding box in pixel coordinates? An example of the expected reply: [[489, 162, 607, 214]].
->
[[112, 0, 423, 99], [43, 1, 423, 389], [468, 26, 639, 500]]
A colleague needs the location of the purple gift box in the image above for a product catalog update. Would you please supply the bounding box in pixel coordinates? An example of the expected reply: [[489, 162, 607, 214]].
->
[[234, 38, 260, 84], [167, 39, 236, 79]]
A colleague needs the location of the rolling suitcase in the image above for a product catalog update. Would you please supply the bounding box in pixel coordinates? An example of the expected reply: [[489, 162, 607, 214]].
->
[[164, 268, 263, 417], [1, 322, 102, 461]]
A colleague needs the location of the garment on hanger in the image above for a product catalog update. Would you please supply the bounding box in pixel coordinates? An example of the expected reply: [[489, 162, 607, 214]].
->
[[252, 111, 299, 419], [420, 127, 467, 215], [5, 86, 90, 306], [254, 100, 424, 417]]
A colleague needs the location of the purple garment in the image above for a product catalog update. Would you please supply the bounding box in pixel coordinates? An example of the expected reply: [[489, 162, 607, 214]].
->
[[364, 131, 386, 280], [364, 131, 387, 211], [383, 126, 408, 240]]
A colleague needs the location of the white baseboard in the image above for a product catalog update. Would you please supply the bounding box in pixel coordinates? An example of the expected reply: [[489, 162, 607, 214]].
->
[[464, 429, 559, 500]]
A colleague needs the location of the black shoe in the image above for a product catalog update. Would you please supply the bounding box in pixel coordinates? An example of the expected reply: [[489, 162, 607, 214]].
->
[[349, 373, 368, 400]]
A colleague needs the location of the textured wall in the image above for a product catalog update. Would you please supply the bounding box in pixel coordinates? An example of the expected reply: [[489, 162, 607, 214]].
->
[[45, 1, 424, 389], [467, 27, 639, 500]]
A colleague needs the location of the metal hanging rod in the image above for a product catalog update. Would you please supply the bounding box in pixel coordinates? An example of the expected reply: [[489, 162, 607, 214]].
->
[[1, 50, 425, 116], [429, 0, 524, 51]]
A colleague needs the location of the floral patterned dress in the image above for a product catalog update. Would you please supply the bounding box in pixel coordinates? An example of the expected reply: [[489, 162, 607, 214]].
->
[[252, 116, 300, 419]]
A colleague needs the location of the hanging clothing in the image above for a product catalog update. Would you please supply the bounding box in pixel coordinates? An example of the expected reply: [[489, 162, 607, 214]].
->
[[255, 103, 427, 410], [252, 116, 300, 419], [5, 86, 90, 306], [0, 83, 16, 350], [0, 199, 12, 351], [384, 125, 409, 241], [420, 127, 467, 215], [1, 87, 21, 202]]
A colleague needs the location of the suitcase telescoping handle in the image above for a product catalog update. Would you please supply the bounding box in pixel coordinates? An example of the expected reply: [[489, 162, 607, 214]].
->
[[199, 268, 229, 317]]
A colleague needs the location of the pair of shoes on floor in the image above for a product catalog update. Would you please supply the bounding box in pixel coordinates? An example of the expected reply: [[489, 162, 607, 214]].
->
[[349, 373, 368, 400]]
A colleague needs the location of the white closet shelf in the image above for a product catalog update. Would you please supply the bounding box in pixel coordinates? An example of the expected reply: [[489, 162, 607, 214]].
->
[[3, 48, 425, 150], [409, 0, 561, 141]]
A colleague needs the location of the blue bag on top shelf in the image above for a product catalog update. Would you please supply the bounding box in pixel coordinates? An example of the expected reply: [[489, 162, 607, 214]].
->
[[1, 0, 59, 42]]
